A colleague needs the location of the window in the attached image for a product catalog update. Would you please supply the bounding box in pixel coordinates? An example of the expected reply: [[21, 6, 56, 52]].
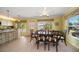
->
[[68, 15, 79, 38]]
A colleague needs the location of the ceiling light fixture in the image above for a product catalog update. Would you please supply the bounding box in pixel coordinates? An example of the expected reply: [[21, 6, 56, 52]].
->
[[40, 7, 49, 16]]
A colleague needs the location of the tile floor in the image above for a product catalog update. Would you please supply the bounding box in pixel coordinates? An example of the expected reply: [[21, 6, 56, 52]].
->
[[0, 36, 79, 52]]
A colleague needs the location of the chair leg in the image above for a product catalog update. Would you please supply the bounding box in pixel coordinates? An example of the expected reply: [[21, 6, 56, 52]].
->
[[48, 42, 50, 51], [30, 38, 32, 42], [30, 37, 34, 43], [44, 42, 46, 50], [37, 43, 39, 49], [61, 40, 63, 42], [53, 42, 55, 47], [36, 41, 39, 49], [56, 42, 58, 52]]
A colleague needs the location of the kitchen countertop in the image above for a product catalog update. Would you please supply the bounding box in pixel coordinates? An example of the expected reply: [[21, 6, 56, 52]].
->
[[0, 29, 17, 33]]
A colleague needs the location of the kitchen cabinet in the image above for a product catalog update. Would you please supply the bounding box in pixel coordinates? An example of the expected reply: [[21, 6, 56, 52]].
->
[[0, 30, 18, 45]]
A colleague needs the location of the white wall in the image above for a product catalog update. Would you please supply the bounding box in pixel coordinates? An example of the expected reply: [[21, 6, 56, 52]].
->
[[1, 20, 13, 26]]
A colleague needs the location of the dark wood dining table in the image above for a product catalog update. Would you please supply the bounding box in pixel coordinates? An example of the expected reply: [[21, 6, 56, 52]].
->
[[30, 30, 67, 52]]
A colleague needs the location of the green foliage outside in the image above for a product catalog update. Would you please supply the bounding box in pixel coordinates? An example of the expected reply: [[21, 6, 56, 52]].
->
[[44, 23, 52, 30]]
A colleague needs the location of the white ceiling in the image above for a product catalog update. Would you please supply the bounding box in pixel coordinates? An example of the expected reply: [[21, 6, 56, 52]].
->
[[0, 7, 70, 18]]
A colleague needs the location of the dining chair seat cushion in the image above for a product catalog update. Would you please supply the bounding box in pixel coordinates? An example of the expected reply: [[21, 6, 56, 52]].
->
[[53, 38, 57, 42], [61, 36, 64, 39], [49, 37, 52, 41], [58, 36, 60, 38]]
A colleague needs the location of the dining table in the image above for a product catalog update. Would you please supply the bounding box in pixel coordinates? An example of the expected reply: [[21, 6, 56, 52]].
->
[[30, 30, 67, 52]]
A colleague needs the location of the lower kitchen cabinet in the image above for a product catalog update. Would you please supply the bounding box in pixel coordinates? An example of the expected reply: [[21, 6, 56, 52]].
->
[[0, 30, 18, 45]]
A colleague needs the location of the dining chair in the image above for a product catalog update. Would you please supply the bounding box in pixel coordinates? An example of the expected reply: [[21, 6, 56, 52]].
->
[[30, 30, 37, 42], [53, 34, 60, 52], [36, 30, 46, 50], [47, 31, 53, 50], [50, 31, 60, 52], [58, 32, 67, 46]]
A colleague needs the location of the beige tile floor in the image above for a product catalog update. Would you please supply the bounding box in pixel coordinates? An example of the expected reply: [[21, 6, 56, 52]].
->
[[0, 36, 79, 52]]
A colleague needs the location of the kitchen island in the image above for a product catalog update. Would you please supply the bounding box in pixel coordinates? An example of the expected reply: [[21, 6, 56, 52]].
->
[[0, 29, 18, 45]]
